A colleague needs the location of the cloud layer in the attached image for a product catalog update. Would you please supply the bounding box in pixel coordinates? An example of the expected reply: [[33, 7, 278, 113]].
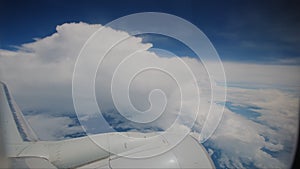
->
[[204, 87, 298, 168]]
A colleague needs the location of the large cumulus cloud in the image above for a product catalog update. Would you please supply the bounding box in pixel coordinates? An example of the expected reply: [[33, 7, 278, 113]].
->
[[0, 22, 213, 132]]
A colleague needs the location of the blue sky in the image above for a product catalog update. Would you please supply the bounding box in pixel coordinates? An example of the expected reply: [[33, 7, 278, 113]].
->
[[0, 0, 299, 64]]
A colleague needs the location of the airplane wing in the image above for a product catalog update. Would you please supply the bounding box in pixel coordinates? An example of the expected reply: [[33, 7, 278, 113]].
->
[[0, 81, 214, 169]]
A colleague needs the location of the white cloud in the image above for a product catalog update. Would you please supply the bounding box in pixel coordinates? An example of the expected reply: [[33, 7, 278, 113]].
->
[[0, 22, 212, 133], [0, 22, 99, 112], [26, 114, 83, 141], [0, 22, 299, 168], [220, 62, 300, 91], [206, 87, 298, 168]]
